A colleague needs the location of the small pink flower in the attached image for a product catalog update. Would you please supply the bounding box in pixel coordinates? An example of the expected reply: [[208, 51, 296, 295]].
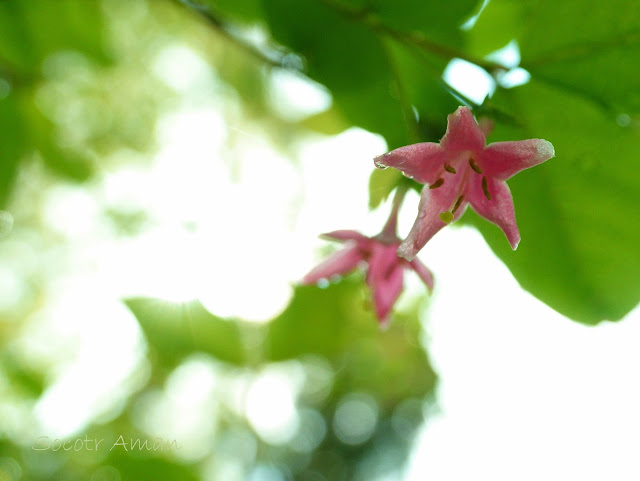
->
[[302, 229, 434, 326], [374, 106, 555, 260]]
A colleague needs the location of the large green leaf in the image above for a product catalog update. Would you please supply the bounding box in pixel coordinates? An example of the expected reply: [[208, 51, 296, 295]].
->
[[125, 298, 247, 368], [467, 81, 640, 324]]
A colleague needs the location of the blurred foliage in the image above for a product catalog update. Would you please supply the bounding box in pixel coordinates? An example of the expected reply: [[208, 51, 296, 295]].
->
[[0, 0, 172, 207], [1, 280, 435, 481], [125, 280, 435, 481], [125, 298, 248, 369]]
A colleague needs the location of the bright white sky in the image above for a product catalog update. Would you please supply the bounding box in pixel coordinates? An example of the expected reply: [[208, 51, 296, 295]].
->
[[15, 43, 640, 481]]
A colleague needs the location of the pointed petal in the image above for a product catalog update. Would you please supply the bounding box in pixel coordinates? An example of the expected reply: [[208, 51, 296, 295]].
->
[[467, 176, 520, 249], [366, 244, 404, 324], [372, 265, 403, 325], [302, 245, 364, 284], [440, 106, 486, 153], [397, 179, 464, 261], [365, 242, 400, 287], [373, 143, 448, 185], [409, 258, 434, 291], [322, 230, 371, 248], [480, 139, 555, 180]]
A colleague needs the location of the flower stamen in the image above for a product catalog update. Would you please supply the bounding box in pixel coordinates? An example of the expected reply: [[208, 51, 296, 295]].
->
[[429, 178, 444, 189], [444, 164, 456, 174], [452, 195, 464, 214], [481, 176, 491, 200], [469, 158, 482, 174]]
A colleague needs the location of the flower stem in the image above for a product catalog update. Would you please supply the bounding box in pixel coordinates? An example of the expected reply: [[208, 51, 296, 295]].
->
[[379, 181, 409, 241]]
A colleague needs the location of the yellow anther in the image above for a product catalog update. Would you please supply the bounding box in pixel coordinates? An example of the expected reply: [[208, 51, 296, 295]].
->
[[439, 211, 454, 223]]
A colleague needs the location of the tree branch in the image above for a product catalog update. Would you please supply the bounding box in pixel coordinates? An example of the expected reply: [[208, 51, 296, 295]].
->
[[316, 0, 506, 74], [172, 0, 302, 72]]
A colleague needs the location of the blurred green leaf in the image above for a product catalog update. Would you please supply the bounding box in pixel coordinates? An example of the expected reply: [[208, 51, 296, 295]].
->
[[298, 105, 351, 135], [17, 89, 94, 181], [204, 0, 265, 22], [0, 0, 108, 76], [106, 451, 200, 481], [125, 298, 247, 368], [384, 39, 456, 138], [473, 0, 640, 113], [467, 0, 523, 57], [262, 0, 411, 148], [0, 353, 46, 398], [321, 0, 478, 47], [0, 95, 23, 207], [264, 279, 436, 405], [368, 168, 401, 208], [467, 80, 640, 324]]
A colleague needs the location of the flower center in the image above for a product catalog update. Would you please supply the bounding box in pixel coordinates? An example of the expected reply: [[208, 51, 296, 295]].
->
[[430, 153, 491, 222]]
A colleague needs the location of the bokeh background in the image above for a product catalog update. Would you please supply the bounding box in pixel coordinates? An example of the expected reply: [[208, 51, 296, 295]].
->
[[1, 1, 640, 480]]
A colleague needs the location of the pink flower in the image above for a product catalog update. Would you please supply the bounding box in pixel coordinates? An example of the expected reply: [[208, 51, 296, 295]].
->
[[374, 106, 555, 260], [302, 229, 434, 325]]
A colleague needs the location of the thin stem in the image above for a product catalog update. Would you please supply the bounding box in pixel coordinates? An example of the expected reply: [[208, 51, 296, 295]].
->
[[379, 181, 409, 240]]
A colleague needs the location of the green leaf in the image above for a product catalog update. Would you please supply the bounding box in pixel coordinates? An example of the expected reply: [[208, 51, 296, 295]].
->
[[107, 451, 200, 481], [368, 168, 401, 208], [264, 279, 437, 405], [205, 0, 265, 23], [125, 298, 247, 368], [326, 0, 478, 46], [0, 0, 108, 76], [17, 90, 94, 181], [467, 0, 523, 57], [468, 80, 640, 324], [472, 0, 640, 113], [298, 105, 351, 135], [0, 352, 46, 398], [262, 0, 411, 148], [0, 95, 24, 207]]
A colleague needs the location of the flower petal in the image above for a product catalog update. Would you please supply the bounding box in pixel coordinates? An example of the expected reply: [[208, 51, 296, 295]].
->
[[302, 245, 364, 284], [479, 139, 555, 180], [397, 178, 464, 261], [366, 243, 399, 287], [373, 143, 448, 185], [467, 176, 520, 249], [440, 106, 486, 153], [366, 243, 404, 324], [409, 258, 434, 291], [322, 230, 371, 247], [371, 265, 403, 325]]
